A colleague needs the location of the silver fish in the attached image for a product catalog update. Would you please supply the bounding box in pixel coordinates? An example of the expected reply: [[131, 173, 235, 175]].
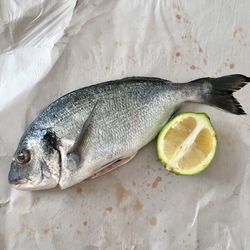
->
[[8, 74, 249, 190]]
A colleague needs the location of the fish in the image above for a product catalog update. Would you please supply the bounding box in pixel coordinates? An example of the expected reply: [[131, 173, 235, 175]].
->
[[8, 74, 249, 190]]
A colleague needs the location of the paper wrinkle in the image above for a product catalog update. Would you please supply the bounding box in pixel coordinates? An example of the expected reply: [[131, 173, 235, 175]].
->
[[0, 199, 9, 208], [0, 1, 77, 111], [189, 188, 215, 228], [66, 0, 118, 38], [1, 0, 250, 249], [1, 0, 77, 51]]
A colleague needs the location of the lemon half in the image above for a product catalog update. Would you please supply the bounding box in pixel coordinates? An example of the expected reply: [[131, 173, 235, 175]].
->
[[157, 113, 217, 175]]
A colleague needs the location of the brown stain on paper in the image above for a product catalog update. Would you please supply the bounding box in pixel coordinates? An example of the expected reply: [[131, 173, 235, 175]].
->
[[175, 51, 181, 57], [116, 183, 130, 206], [76, 186, 83, 194], [229, 63, 235, 69], [149, 216, 157, 226], [152, 176, 162, 188], [176, 14, 182, 20], [105, 207, 113, 213], [133, 199, 143, 212], [43, 228, 50, 235], [190, 65, 196, 70]]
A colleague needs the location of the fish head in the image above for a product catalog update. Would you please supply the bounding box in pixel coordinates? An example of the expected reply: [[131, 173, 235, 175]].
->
[[8, 128, 61, 190]]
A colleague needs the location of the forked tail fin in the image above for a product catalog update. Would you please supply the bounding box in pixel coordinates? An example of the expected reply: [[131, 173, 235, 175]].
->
[[191, 74, 250, 114]]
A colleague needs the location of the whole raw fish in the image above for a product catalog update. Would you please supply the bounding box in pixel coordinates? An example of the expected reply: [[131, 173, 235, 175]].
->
[[8, 75, 249, 190]]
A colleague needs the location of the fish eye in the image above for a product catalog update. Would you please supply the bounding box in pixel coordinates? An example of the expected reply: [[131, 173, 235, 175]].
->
[[15, 150, 30, 165]]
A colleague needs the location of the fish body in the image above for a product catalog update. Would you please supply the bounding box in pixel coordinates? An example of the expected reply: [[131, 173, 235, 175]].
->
[[8, 75, 249, 190]]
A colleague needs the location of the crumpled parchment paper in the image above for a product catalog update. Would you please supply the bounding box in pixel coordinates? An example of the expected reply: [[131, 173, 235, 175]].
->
[[1, 0, 250, 249]]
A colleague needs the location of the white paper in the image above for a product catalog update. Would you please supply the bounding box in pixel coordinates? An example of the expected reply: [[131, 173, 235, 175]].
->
[[1, 0, 250, 249]]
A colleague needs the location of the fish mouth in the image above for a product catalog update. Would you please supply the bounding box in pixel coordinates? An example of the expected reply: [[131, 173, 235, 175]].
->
[[9, 163, 60, 191], [9, 147, 61, 191], [9, 161, 60, 191]]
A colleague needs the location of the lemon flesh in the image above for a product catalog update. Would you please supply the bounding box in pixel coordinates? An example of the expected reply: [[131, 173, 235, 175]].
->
[[157, 113, 217, 175]]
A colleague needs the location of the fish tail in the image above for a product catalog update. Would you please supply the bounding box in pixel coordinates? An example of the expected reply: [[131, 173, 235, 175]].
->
[[191, 74, 249, 115]]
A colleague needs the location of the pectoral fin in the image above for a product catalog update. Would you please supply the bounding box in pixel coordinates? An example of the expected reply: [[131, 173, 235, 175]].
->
[[59, 103, 98, 189], [87, 152, 138, 180], [68, 102, 98, 158]]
